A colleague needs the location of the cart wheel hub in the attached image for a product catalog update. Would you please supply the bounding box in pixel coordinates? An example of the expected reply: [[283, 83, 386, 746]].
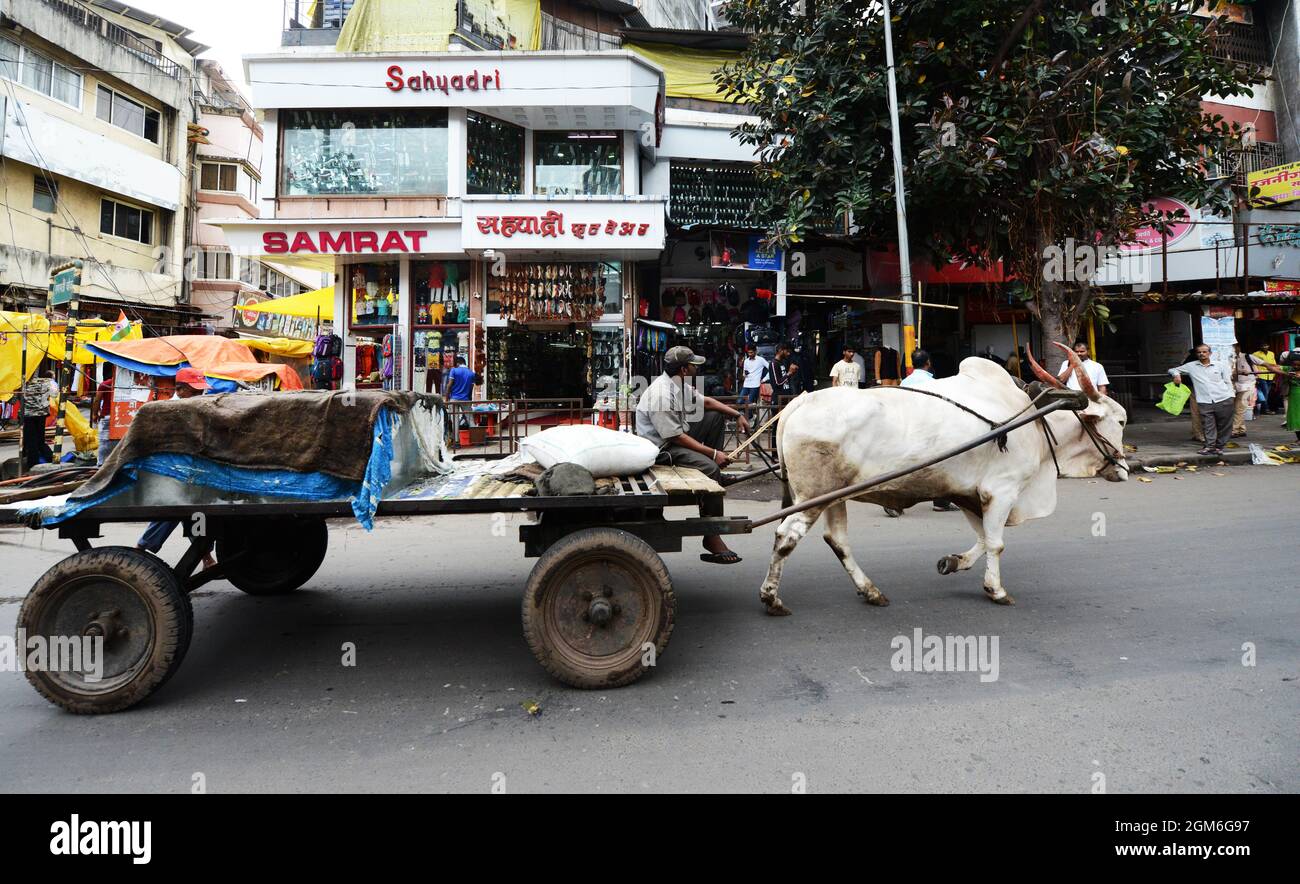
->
[[588, 598, 614, 626]]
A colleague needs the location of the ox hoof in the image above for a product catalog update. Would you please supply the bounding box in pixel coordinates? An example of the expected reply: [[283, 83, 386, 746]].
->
[[937, 555, 962, 575], [984, 588, 1016, 606], [863, 593, 890, 607], [764, 601, 794, 617]]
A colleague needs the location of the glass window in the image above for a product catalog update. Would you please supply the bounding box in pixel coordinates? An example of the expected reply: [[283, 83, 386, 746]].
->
[[201, 163, 238, 192], [100, 199, 152, 244], [96, 85, 112, 122], [533, 131, 622, 196], [21, 49, 52, 96], [33, 176, 57, 214], [50, 63, 80, 106], [281, 108, 448, 196], [466, 112, 523, 195], [144, 107, 160, 143], [113, 92, 145, 138], [0, 36, 18, 81]]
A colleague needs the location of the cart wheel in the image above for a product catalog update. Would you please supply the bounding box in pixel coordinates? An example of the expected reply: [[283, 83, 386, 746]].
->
[[17, 547, 193, 714], [217, 517, 328, 595], [522, 528, 675, 689]]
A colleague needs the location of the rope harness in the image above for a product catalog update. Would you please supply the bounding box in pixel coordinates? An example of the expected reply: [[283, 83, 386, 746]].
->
[[875, 384, 1124, 478]]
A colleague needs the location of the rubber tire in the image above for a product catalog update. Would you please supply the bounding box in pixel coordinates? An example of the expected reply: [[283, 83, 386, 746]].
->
[[217, 517, 328, 596], [17, 547, 193, 714], [522, 528, 675, 690]]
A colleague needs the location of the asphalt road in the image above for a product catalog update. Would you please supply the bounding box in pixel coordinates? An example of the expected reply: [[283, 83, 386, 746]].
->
[[0, 466, 1295, 793]]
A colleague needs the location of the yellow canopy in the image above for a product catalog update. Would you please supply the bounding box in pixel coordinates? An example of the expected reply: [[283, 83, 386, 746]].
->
[[336, 0, 539, 53], [0, 311, 142, 401], [239, 336, 316, 359], [625, 42, 743, 102], [243, 287, 334, 321]]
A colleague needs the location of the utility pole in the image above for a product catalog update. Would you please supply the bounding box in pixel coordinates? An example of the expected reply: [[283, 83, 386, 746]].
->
[[882, 0, 915, 369]]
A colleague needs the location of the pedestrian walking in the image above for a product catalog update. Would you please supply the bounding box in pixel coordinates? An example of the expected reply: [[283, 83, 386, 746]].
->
[[1170, 345, 1235, 456], [20, 369, 58, 470], [1250, 342, 1278, 415], [91, 371, 117, 465], [830, 345, 862, 388], [1230, 342, 1255, 438], [739, 344, 769, 408]]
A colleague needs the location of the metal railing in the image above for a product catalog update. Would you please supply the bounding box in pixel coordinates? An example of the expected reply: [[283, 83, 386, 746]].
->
[[1208, 21, 1272, 69], [39, 0, 181, 80]]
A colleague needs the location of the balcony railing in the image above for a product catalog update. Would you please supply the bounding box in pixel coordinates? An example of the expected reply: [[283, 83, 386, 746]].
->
[[1209, 141, 1288, 187], [39, 0, 181, 80]]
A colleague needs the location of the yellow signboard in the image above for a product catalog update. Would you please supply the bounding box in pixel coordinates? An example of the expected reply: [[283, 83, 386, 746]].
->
[[1247, 161, 1300, 207]]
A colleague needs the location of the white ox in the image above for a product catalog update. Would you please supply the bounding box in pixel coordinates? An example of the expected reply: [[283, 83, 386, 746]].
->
[[759, 343, 1128, 615]]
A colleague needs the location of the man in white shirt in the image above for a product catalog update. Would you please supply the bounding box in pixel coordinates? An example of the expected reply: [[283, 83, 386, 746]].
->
[[901, 349, 935, 388], [1057, 341, 1109, 396], [829, 346, 862, 388], [1170, 344, 1235, 456], [739, 344, 769, 407]]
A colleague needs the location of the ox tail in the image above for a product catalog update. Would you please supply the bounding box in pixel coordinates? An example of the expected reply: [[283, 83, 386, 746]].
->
[[775, 392, 810, 509]]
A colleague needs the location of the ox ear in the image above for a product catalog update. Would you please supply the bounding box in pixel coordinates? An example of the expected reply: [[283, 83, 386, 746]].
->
[[1079, 400, 1107, 423]]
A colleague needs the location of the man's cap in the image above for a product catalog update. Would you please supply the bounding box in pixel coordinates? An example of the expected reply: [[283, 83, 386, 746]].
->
[[175, 367, 210, 390], [665, 345, 706, 367]]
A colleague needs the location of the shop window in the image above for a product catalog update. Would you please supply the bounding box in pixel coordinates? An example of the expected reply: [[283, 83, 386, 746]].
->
[[412, 261, 471, 326], [200, 162, 239, 192], [281, 108, 449, 196], [33, 176, 57, 214], [533, 132, 622, 197], [346, 260, 400, 328], [466, 112, 523, 195], [96, 86, 161, 143], [99, 198, 153, 245], [487, 261, 621, 321]]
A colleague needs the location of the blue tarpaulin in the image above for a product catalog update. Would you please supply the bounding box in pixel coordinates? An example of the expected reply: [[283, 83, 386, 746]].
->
[[25, 407, 401, 531]]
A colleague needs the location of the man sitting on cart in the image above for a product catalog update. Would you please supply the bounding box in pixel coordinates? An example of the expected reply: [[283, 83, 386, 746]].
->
[[636, 346, 750, 565]]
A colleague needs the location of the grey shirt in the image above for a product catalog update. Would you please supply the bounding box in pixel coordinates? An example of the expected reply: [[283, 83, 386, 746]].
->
[[1169, 360, 1233, 404], [635, 372, 700, 448]]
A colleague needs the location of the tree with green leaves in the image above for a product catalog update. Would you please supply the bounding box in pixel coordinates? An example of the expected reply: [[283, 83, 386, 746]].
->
[[716, 0, 1265, 346]]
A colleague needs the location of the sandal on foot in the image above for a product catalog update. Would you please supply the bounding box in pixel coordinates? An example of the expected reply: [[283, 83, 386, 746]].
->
[[700, 551, 742, 565]]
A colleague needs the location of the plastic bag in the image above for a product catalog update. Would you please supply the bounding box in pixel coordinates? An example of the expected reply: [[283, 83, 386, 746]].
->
[[1155, 381, 1192, 416]]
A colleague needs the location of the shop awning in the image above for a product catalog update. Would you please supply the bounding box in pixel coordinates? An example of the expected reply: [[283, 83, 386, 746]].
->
[[239, 336, 317, 359], [624, 42, 743, 102], [0, 311, 143, 400], [243, 287, 335, 322]]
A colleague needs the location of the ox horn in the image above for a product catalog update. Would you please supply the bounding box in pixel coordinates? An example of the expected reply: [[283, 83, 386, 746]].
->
[[1051, 341, 1100, 401], [1024, 343, 1064, 389]]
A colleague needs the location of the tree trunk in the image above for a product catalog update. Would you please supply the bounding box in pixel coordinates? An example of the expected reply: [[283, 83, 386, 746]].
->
[[1036, 279, 1077, 350]]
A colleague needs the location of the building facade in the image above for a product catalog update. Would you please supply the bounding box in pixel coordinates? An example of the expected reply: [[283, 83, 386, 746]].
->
[[0, 0, 203, 330], [191, 60, 321, 340]]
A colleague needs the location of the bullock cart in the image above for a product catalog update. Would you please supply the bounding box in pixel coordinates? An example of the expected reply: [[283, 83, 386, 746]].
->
[[0, 388, 1085, 714]]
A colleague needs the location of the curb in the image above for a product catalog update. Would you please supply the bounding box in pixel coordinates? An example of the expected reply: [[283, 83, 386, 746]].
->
[[1127, 451, 1252, 469]]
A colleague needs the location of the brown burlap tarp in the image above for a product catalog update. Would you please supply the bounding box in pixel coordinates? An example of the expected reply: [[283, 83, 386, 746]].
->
[[73, 390, 429, 502]]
